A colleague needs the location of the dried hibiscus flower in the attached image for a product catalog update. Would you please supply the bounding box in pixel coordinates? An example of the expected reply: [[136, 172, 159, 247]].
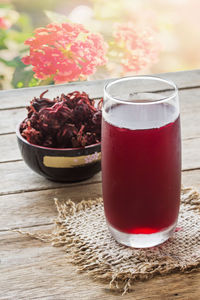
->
[[20, 90, 102, 148]]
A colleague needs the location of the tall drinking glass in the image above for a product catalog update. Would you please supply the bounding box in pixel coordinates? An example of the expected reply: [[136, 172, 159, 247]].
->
[[102, 76, 181, 248]]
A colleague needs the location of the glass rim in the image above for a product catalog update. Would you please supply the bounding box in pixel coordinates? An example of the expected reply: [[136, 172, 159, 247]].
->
[[104, 76, 178, 105]]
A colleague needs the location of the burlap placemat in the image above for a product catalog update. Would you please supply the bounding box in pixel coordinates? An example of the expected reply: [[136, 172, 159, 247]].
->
[[44, 186, 199, 294], [21, 186, 200, 294]]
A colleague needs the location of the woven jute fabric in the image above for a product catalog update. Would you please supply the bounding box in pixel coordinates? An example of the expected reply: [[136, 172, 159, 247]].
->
[[45, 186, 200, 294], [24, 186, 200, 294]]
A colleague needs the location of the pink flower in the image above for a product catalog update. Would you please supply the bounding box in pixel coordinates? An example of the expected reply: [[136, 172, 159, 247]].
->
[[22, 22, 108, 83], [0, 17, 11, 30], [113, 22, 161, 73]]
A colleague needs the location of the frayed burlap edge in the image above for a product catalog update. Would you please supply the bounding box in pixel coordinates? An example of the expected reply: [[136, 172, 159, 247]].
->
[[14, 186, 200, 295]]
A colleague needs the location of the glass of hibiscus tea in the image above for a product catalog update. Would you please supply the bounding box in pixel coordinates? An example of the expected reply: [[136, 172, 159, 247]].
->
[[102, 76, 181, 248]]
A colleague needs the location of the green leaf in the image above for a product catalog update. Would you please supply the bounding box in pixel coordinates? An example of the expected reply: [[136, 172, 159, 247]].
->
[[17, 81, 24, 88], [28, 77, 39, 87], [0, 56, 24, 68], [12, 68, 36, 88], [0, 30, 8, 49], [11, 58, 37, 88], [0, 4, 13, 9], [44, 10, 69, 23], [6, 29, 32, 44], [16, 13, 33, 33]]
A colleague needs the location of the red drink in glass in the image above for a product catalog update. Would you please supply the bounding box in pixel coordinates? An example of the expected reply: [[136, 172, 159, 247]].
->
[[102, 104, 181, 234], [102, 77, 181, 248]]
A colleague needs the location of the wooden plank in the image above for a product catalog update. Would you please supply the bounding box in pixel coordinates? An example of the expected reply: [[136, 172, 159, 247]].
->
[[179, 87, 200, 139], [0, 79, 105, 110], [1, 131, 200, 170], [0, 183, 102, 230], [182, 137, 200, 170], [182, 169, 200, 188], [180, 88, 200, 111], [0, 87, 200, 137], [0, 131, 200, 195], [0, 160, 102, 195], [0, 133, 20, 162], [0, 169, 200, 300], [0, 69, 200, 110], [1, 228, 199, 300], [181, 111, 200, 140], [0, 86, 199, 195], [0, 169, 199, 231], [0, 107, 26, 135], [1, 70, 200, 300], [0, 228, 112, 300]]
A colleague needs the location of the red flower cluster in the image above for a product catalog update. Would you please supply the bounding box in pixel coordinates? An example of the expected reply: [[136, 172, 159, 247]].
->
[[22, 23, 107, 83], [113, 22, 160, 73], [20, 90, 102, 148]]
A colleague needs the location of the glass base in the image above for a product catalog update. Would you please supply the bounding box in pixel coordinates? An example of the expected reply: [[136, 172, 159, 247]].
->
[[107, 221, 177, 248]]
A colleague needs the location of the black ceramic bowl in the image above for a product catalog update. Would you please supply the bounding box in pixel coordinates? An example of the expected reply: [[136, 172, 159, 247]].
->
[[16, 123, 101, 182]]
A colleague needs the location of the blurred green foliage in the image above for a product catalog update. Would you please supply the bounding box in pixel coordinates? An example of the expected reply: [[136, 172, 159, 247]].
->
[[0, 3, 36, 89]]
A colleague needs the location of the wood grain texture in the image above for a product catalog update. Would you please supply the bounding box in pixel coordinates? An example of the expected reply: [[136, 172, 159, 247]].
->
[[0, 169, 199, 231], [1, 70, 200, 300], [0, 169, 200, 300], [0, 132, 200, 195], [0, 133, 20, 162], [1, 229, 200, 300], [0, 69, 200, 110], [0, 87, 200, 137], [0, 160, 102, 195], [0, 183, 102, 230], [0, 107, 26, 134], [182, 137, 200, 170], [1, 133, 200, 169]]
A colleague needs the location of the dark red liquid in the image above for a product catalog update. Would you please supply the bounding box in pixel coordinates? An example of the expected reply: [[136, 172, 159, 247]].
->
[[102, 103, 181, 234]]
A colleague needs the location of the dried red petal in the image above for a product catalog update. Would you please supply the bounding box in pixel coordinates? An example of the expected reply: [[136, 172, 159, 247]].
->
[[20, 90, 102, 148]]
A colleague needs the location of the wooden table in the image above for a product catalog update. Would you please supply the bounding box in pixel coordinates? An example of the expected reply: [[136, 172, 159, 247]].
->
[[1, 70, 200, 300]]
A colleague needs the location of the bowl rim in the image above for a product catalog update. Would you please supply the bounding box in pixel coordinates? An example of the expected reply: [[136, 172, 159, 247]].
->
[[16, 121, 101, 151]]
